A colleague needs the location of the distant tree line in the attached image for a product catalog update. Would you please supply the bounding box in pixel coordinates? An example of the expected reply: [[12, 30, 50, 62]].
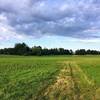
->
[[75, 49, 100, 55], [0, 43, 100, 56]]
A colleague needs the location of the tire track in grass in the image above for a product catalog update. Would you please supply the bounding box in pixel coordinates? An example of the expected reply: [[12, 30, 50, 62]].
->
[[73, 62, 94, 85], [34, 61, 100, 100], [71, 62, 100, 100], [34, 62, 75, 100], [69, 63, 81, 100], [69, 62, 92, 100]]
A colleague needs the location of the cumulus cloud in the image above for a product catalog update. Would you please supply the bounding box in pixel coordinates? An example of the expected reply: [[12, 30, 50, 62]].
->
[[0, 0, 100, 39]]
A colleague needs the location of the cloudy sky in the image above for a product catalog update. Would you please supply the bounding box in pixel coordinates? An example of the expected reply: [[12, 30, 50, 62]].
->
[[0, 0, 100, 50]]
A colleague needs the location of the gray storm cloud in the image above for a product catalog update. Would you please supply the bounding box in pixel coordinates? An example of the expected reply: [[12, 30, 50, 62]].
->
[[0, 0, 100, 38]]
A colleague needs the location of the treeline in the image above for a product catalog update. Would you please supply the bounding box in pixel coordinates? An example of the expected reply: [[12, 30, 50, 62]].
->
[[0, 43, 100, 56]]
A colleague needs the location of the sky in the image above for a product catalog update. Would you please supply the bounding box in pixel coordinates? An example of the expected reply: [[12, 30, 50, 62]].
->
[[0, 0, 100, 50]]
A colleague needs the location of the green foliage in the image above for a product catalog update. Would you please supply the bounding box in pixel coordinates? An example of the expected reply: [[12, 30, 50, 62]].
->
[[32, 46, 42, 56], [14, 43, 31, 55], [0, 42, 100, 56]]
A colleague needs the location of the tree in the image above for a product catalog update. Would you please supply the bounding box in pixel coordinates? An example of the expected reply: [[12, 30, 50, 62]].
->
[[32, 46, 42, 56], [42, 48, 50, 55], [14, 43, 30, 55], [75, 49, 86, 55]]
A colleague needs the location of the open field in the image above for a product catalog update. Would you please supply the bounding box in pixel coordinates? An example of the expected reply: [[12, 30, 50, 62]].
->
[[0, 55, 100, 100]]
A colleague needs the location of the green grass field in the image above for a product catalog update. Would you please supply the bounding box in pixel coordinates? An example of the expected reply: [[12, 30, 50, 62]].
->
[[0, 55, 100, 100]]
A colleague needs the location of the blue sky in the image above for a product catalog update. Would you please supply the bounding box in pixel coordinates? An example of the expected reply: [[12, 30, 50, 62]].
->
[[0, 0, 100, 50]]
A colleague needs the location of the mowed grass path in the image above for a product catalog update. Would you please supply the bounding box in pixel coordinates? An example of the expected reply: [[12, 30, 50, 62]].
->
[[0, 55, 100, 100]]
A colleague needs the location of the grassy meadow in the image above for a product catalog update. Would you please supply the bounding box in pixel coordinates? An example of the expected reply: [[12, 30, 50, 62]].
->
[[0, 55, 100, 100]]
